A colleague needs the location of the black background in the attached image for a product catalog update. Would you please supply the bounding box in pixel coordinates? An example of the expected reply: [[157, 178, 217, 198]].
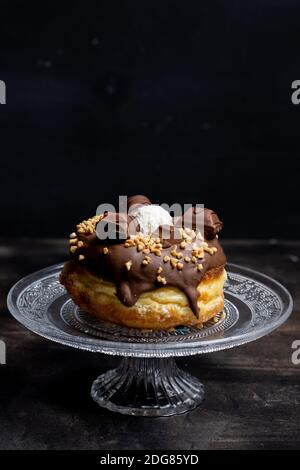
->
[[0, 0, 299, 239]]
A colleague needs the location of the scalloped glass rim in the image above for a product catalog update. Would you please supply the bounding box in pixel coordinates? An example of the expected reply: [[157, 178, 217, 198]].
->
[[7, 263, 293, 358]]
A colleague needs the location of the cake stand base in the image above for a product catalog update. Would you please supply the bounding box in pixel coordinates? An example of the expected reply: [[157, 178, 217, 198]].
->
[[91, 357, 204, 417]]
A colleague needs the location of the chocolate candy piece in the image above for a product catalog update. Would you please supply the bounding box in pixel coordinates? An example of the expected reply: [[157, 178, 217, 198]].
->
[[203, 209, 223, 239], [127, 195, 152, 212], [181, 207, 223, 239]]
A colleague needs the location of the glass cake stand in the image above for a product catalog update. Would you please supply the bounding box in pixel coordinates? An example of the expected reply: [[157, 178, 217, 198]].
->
[[7, 263, 293, 417]]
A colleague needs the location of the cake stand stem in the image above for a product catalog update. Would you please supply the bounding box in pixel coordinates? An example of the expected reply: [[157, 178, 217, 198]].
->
[[91, 356, 204, 417]]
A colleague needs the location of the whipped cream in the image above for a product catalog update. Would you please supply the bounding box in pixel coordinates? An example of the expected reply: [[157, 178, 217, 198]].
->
[[132, 204, 173, 236]]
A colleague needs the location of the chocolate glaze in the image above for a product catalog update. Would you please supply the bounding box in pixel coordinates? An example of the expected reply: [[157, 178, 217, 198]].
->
[[156, 224, 183, 248], [71, 202, 226, 318]]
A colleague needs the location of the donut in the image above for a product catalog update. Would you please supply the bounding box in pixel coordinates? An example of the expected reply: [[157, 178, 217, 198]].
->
[[60, 196, 227, 330]]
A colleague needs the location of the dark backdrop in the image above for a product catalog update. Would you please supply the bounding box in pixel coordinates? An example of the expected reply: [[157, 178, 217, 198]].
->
[[0, 0, 299, 238]]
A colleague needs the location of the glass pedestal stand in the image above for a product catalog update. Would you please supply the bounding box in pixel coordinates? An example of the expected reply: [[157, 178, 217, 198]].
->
[[91, 357, 204, 416], [7, 263, 293, 417]]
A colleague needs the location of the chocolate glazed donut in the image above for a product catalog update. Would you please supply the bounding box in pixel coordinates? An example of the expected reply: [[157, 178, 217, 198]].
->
[[64, 196, 226, 319]]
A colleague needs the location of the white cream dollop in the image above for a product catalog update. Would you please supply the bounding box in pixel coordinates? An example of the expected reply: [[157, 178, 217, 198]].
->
[[132, 204, 173, 235]]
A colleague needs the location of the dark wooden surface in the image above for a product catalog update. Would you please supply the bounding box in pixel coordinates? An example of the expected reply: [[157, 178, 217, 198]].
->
[[0, 239, 299, 450]]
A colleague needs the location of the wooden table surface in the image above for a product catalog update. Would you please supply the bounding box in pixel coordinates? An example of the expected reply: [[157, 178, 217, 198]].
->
[[0, 239, 299, 450]]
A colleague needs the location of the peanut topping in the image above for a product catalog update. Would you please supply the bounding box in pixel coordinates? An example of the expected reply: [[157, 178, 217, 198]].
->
[[103, 247, 109, 255], [76, 214, 104, 235], [78, 254, 85, 261], [180, 228, 198, 244], [142, 255, 151, 266], [124, 239, 135, 247], [125, 260, 132, 271], [192, 247, 204, 259], [204, 246, 217, 255], [157, 275, 167, 285], [124, 233, 163, 258], [170, 247, 177, 257]]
